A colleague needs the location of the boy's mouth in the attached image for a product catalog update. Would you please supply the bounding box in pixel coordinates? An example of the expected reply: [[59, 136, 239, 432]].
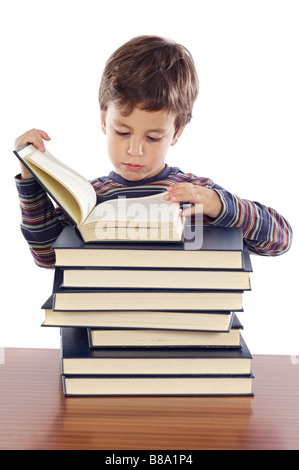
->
[[124, 163, 143, 172]]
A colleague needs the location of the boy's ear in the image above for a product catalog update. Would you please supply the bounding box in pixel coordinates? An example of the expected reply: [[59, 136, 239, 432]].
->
[[100, 111, 107, 134], [171, 125, 186, 146]]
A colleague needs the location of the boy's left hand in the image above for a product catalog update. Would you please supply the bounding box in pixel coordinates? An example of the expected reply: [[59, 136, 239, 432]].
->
[[164, 183, 223, 219]]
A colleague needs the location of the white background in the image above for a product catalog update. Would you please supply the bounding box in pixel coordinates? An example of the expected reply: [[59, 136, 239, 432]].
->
[[1, 0, 298, 355]]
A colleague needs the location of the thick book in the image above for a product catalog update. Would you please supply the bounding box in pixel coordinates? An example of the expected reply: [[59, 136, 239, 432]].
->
[[52, 289, 244, 312], [62, 373, 254, 396], [52, 225, 245, 269], [42, 295, 235, 332], [60, 327, 252, 376], [14, 144, 185, 242], [58, 244, 252, 291], [61, 267, 251, 290], [87, 315, 243, 348]]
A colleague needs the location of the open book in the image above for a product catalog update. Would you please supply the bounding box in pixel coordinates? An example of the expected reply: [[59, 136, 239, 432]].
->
[[14, 144, 185, 243]]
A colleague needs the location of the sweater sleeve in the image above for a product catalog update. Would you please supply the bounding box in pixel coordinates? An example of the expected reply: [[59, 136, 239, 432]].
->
[[15, 175, 69, 268], [179, 172, 292, 256], [207, 182, 293, 256]]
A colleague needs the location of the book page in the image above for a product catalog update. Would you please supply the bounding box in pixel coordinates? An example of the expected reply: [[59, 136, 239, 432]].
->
[[85, 192, 182, 227], [19, 145, 97, 225]]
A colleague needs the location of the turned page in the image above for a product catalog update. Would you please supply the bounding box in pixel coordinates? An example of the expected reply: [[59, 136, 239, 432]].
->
[[16, 145, 97, 225]]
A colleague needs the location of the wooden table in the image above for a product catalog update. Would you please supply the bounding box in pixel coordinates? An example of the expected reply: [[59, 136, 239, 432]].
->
[[0, 348, 299, 450]]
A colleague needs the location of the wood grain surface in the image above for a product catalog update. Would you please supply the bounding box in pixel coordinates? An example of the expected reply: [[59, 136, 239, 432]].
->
[[0, 348, 298, 450]]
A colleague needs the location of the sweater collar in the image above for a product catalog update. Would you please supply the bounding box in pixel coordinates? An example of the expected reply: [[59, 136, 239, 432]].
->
[[107, 164, 174, 186]]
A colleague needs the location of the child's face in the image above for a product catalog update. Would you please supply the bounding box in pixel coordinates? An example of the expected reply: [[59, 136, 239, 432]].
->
[[101, 103, 185, 181]]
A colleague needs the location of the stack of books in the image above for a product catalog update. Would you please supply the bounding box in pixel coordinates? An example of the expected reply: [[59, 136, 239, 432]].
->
[[41, 225, 254, 397], [14, 143, 254, 396]]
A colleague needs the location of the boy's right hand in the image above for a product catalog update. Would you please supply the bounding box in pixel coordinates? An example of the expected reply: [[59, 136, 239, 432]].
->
[[15, 129, 51, 179]]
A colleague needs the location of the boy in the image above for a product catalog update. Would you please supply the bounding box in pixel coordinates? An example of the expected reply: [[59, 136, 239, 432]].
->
[[15, 35, 292, 268]]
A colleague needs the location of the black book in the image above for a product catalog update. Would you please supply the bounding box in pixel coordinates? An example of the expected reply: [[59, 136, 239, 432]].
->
[[52, 225, 245, 269], [61, 327, 253, 396], [56, 243, 252, 291], [62, 373, 254, 396], [60, 327, 252, 376], [42, 295, 235, 332], [52, 288, 244, 312], [87, 314, 243, 348]]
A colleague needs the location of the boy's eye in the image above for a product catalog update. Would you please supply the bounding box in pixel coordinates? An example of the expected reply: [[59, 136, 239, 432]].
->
[[115, 130, 130, 137], [115, 129, 161, 142], [147, 136, 161, 143]]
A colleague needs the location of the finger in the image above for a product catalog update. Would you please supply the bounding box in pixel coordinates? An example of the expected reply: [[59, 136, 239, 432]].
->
[[30, 136, 46, 152], [181, 203, 203, 217], [165, 185, 189, 200], [180, 205, 194, 217], [15, 129, 50, 152], [31, 129, 51, 152], [37, 129, 51, 141], [165, 191, 182, 202], [168, 188, 195, 203]]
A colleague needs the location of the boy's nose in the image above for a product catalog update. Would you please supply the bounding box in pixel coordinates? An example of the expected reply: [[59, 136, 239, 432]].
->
[[127, 137, 143, 157]]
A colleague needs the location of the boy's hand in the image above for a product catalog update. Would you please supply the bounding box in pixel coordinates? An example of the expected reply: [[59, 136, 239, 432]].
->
[[15, 129, 51, 179], [165, 182, 223, 219]]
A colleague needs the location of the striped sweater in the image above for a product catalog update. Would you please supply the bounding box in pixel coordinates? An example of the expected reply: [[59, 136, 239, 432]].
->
[[15, 164, 292, 269]]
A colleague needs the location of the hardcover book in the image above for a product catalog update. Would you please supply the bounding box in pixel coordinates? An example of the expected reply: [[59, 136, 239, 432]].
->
[[58, 244, 252, 290], [52, 289, 244, 312], [62, 373, 254, 396], [42, 295, 235, 331], [52, 225, 246, 269], [14, 144, 185, 242], [60, 327, 252, 376], [87, 314, 243, 348]]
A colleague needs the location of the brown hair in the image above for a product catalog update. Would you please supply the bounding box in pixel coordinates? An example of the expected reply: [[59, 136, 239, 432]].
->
[[98, 35, 199, 134]]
